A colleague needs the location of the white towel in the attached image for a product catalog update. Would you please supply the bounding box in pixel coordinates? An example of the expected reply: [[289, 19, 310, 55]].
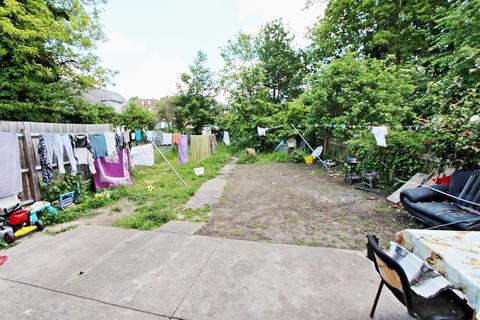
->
[[131, 144, 154, 166], [257, 127, 268, 136], [0, 133, 22, 197], [75, 148, 96, 174], [223, 131, 230, 146], [162, 133, 172, 146], [104, 132, 117, 155], [371, 126, 388, 147]]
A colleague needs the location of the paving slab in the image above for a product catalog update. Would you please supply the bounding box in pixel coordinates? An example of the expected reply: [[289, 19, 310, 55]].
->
[[155, 220, 205, 235], [0, 279, 166, 320], [0, 225, 140, 289], [185, 177, 228, 209], [185, 160, 236, 210], [58, 231, 221, 317], [173, 238, 412, 320]]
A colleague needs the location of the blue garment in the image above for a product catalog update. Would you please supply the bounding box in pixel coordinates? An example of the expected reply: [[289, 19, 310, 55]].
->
[[146, 130, 154, 142], [135, 130, 142, 142], [90, 133, 108, 159]]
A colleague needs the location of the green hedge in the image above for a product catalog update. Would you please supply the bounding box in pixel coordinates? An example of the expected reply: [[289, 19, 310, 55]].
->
[[348, 130, 426, 189]]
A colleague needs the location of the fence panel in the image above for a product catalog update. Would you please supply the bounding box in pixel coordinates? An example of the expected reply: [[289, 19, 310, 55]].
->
[[0, 121, 113, 202]]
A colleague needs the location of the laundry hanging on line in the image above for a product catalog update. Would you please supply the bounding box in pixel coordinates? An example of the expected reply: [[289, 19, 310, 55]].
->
[[257, 127, 269, 136], [162, 133, 173, 146], [90, 133, 108, 159], [104, 132, 117, 156], [42, 134, 77, 176], [178, 134, 188, 164], [371, 126, 388, 147], [0, 132, 22, 197], [191, 135, 211, 162], [223, 131, 230, 146], [94, 149, 133, 189], [210, 134, 217, 155], [131, 143, 155, 167], [313, 123, 425, 131], [135, 130, 142, 142], [75, 147, 96, 175], [38, 136, 54, 183]]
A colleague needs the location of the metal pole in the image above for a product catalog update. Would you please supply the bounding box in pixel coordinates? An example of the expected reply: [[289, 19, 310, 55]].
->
[[291, 124, 330, 171], [142, 130, 187, 188]]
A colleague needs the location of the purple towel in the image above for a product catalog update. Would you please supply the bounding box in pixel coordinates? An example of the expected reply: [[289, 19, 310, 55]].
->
[[94, 149, 133, 189], [178, 134, 188, 164], [0, 133, 22, 197]]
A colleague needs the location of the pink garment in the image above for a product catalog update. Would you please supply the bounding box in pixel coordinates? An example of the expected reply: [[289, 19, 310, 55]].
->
[[93, 149, 133, 189], [178, 134, 188, 164]]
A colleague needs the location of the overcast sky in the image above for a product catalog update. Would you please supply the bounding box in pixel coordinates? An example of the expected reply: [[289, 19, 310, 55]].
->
[[96, 0, 327, 100]]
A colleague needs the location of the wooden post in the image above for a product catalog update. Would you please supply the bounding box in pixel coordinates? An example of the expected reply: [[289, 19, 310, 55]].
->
[[22, 129, 41, 201]]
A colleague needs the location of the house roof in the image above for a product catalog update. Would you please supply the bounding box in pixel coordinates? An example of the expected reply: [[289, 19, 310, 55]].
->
[[82, 88, 127, 105]]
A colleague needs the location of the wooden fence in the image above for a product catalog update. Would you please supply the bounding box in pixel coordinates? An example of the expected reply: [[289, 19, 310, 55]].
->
[[317, 137, 348, 160], [0, 121, 113, 202]]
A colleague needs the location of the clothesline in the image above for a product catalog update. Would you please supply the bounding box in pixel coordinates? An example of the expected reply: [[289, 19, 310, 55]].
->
[[312, 123, 425, 131]]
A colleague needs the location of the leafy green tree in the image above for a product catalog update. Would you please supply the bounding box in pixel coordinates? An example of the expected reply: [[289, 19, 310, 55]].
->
[[220, 20, 307, 148], [0, 0, 113, 122], [119, 100, 155, 131], [170, 51, 219, 133], [428, 0, 480, 87], [305, 54, 416, 139], [310, 0, 451, 64]]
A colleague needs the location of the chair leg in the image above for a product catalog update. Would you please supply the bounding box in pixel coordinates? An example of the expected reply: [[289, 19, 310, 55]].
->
[[370, 281, 384, 318]]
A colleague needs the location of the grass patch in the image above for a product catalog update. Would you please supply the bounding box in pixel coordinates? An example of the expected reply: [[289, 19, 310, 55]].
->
[[46, 225, 78, 236], [256, 152, 289, 164], [236, 151, 289, 165], [112, 144, 231, 230], [293, 239, 320, 247], [176, 207, 210, 222], [39, 144, 231, 230]]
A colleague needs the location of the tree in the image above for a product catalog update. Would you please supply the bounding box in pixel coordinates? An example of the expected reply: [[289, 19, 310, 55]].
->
[[220, 20, 307, 148], [310, 0, 451, 64], [0, 0, 113, 122], [305, 54, 416, 139], [156, 96, 177, 125], [170, 51, 219, 133], [119, 100, 155, 131]]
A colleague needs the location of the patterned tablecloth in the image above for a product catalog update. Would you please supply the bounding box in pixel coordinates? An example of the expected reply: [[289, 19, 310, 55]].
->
[[397, 230, 480, 318]]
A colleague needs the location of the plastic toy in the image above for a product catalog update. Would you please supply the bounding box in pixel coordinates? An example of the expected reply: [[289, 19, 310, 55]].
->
[[0, 200, 56, 244]]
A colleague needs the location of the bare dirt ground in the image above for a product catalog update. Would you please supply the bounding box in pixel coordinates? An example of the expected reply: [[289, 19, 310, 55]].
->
[[198, 163, 421, 251]]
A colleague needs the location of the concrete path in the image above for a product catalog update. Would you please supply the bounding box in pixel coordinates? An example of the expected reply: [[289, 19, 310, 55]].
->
[[0, 224, 410, 320], [185, 160, 236, 210]]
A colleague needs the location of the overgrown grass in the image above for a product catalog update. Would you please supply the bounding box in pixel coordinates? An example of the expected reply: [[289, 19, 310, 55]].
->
[[112, 144, 231, 230], [236, 151, 290, 165], [42, 144, 232, 230]]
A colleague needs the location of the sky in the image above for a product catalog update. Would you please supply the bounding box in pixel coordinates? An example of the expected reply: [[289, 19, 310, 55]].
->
[[96, 0, 327, 100]]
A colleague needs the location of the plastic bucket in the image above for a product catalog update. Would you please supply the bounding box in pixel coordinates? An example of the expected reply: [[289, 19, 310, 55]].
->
[[194, 167, 205, 176], [304, 156, 314, 165]]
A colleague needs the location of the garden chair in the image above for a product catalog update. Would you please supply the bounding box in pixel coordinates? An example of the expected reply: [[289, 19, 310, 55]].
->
[[366, 235, 473, 320]]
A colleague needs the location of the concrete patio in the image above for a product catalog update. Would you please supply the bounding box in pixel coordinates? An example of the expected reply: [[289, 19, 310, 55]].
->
[[0, 223, 411, 320]]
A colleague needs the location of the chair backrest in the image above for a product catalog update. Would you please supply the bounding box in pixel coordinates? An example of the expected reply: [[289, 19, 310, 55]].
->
[[449, 170, 476, 199], [456, 171, 480, 211], [311, 146, 323, 159], [367, 235, 414, 312]]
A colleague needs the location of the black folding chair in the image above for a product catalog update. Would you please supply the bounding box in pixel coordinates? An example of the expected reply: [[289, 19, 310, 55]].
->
[[366, 235, 473, 320]]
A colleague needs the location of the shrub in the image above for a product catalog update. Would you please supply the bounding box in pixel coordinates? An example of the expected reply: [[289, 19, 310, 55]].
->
[[237, 153, 258, 164], [289, 149, 309, 163], [40, 173, 91, 203], [348, 130, 425, 189]]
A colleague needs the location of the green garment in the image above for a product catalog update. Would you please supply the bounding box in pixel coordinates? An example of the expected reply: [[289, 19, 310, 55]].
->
[[191, 135, 212, 162]]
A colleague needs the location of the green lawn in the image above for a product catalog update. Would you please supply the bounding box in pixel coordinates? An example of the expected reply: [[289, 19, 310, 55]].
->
[[43, 144, 232, 230]]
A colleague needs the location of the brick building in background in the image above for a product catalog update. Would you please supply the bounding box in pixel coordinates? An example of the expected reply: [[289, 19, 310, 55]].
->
[[135, 98, 159, 113]]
